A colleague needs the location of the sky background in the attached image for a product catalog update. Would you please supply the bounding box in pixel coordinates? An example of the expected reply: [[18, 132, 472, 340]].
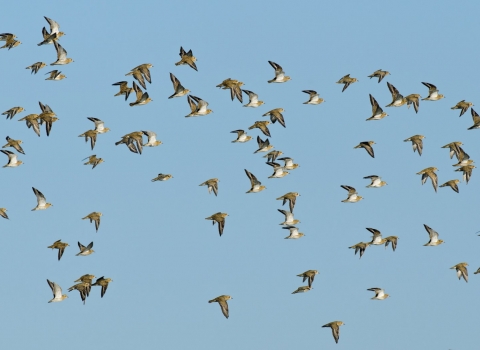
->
[[1, 1, 479, 349]]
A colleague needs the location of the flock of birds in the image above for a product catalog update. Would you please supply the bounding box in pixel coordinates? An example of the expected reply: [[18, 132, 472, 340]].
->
[[2, 16, 480, 345]]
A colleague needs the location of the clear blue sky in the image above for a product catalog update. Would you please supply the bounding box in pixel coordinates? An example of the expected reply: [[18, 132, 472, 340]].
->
[[1, 1, 479, 349]]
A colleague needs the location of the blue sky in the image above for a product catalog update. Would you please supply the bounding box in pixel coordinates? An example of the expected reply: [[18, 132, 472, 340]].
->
[[1, 1, 479, 348]]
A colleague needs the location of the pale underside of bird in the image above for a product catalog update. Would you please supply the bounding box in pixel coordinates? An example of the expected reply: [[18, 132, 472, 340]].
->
[[268, 61, 290, 83], [47, 279, 67, 303], [283, 225, 304, 239], [244, 169, 265, 193], [368, 287, 389, 300], [341, 185, 363, 203], [278, 209, 299, 226], [32, 187, 52, 211], [423, 224, 444, 246], [363, 175, 387, 188]]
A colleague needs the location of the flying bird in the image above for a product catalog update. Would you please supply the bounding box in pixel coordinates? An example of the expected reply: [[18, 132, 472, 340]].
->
[[368, 69, 390, 83], [267, 61, 290, 83], [208, 295, 231, 318], [205, 212, 228, 236], [32, 187, 52, 211], [46, 279, 67, 303], [175, 47, 197, 71]]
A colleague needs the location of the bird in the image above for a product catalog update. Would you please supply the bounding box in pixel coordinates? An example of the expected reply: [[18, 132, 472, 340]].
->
[[367, 288, 390, 300], [0, 150, 22, 167], [38, 101, 58, 137], [46, 279, 68, 303], [277, 157, 299, 170], [2, 107, 25, 120], [349, 242, 370, 258], [264, 150, 283, 162], [291, 286, 311, 294], [47, 240, 69, 261], [384, 236, 398, 251], [405, 94, 421, 113], [208, 295, 231, 318], [83, 155, 104, 169], [416, 167, 438, 192], [367, 228, 386, 245], [87, 117, 110, 134], [82, 212, 102, 232], [367, 94, 388, 121], [199, 178, 219, 196], [267, 61, 290, 83], [455, 165, 475, 184], [112, 81, 133, 101], [249, 121, 271, 137], [142, 131, 162, 147], [474, 268, 480, 275], [253, 136, 273, 153], [421, 82, 444, 101], [115, 132, 143, 154], [151, 174, 173, 182], [450, 263, 468, 283], [468, 108, 480, 130], [336, 74, 358, 92], [126, 63, 153, 90], [404, 135, 425, 156], [322, 321, 344, 344], [363, 175, 387, 188], [368, 69, 390, 83], [75, 275, 96, 284], [68, 282, 90, 304], [216, 78, 243, 103], [296, 270, 318, 287], [26, 62, 47, 74], [92, 277, 113, 298], [283, 226, 304, 239], [278, 209, 300, 226], [45, 70, 66, 80], [262, 108, 286, 128], [423, 224, 444, 246], [341, 185, 363, 203], [168, 73, 190, 98], [18, 114, 41, 137], [244, 169, 266, 193], [302, 90, 324, 105], [276, 192, 300, 213], [441, 141, 466, 160], [185, 95, 212, 117], [452, 159, 474, 167], [51, 41, 73, 65], [354, 141, 375, 158], [78, 130, 98, 150], [43, 16, 64, 37], [2, 136, 25, 154], [0, 33, 21, 49], [0, 208, 8, 220], [451, 100, 473, 117], [242, 90, 264, 107], [440, 179, 460, 193], [129, 82, 152, 107], [267, 162, 289, 178], [76, 241, 94, 256], [175, 47, 197, 71], [385, 82, 407, 107], [230, 130, 252, 143], [205, 212, 228, 236], [31, 187, 52, 211]]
